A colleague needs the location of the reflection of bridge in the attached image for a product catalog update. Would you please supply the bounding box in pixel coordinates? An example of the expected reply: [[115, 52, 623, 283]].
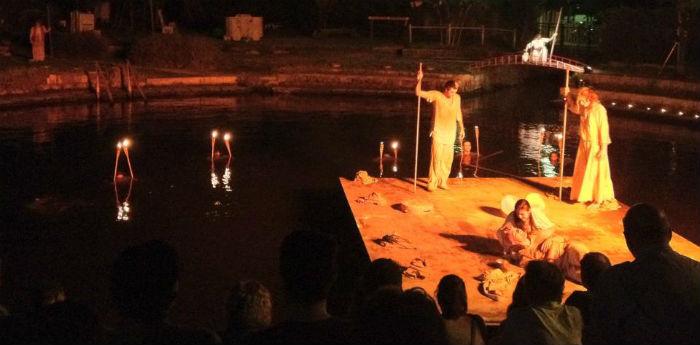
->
[[468, 54, 586, 73]]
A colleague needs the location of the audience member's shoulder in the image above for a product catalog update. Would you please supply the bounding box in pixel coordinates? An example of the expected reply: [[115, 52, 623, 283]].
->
[[251, 317, 354, 345], [108, 324, 221, 345]]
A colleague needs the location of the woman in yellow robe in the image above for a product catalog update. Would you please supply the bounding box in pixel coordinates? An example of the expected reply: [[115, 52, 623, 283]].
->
[[30, 20, 50, 62], [568, 88, 618, 209]]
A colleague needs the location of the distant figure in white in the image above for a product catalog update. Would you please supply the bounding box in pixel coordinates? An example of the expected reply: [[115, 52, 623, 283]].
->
[[522, 33, 557, 64]]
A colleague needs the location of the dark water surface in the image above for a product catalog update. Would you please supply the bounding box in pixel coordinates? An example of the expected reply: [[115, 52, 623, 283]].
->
[[1, 85, 699, 329]]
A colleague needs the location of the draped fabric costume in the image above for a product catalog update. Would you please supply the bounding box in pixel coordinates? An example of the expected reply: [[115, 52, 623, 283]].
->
[[417, 90, 463, 190], [524, 36, 554, 64], [30, 25, 49, 62], [497, 194, 588, 282], [570, 102, 615, 203]]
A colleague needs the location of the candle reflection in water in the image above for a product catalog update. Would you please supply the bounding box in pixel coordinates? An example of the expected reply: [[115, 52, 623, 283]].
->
[[210, 155, 233, 192], [114, 173, 134, 222]]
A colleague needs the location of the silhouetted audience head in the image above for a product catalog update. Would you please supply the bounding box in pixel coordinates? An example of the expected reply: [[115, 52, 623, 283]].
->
[[580, 252, 611, 290], [226, 280, 272, 333], [279, 230, 338, 304], [436, 274, 468, 320], [521, 260, 565, 305], [362, 258, 403, 294], [37, 301, 101, 345], [623, 203, 672, 257], [507, 278, 528, 315], [28, 279, 66, 311], [110, 240, 180, 322], [359, 287, 448, 345]]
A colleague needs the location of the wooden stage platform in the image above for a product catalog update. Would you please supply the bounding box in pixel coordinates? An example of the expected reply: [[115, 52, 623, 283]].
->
[[340, 177, 700, 322]]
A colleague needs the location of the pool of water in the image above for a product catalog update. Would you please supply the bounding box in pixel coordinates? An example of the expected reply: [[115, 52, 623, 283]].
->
[[1, 84, 699, 329]]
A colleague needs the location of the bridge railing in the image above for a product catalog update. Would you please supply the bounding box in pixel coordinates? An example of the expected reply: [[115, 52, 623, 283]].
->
[[467, 54, 586, 73]]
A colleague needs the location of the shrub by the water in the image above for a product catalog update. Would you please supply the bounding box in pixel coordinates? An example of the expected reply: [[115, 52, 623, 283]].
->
[[129, 34, 226, 70], [52, 32, 109, 59], [599, 7, 675, 65]]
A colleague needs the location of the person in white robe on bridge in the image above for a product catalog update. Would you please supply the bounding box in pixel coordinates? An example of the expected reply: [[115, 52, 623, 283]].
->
[[523, 33, 557, 64]]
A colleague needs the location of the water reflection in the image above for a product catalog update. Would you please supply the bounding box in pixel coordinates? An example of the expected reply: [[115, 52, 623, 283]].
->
[[114, 177, 133, 222], [210, 157, 233, 192]]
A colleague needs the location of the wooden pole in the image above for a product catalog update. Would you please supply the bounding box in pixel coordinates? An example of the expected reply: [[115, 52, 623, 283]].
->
[[549, 7, 563, 62], [113, 146, 121, 181], [95, 67, 101, 102], [124, 61, 133, 98], [47, 4, 54, 57], [149, 0, 155, 32], [474, 126, 480, 156], [559, 69, 570, 200], [124, 147, 135, 179], [413, 62, 422, 192], [95, 62, 114, 104]]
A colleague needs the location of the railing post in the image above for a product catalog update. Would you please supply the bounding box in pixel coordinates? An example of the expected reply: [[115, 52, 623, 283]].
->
[[447, 24, 452, 46], [408, 24, 412, 44], [481, 25, 485, 45]]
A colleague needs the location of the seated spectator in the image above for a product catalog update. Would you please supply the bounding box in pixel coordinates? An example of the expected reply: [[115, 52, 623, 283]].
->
[[492, 260, 583, 345], [436, 274, 485, 345], [223, 280, 272, 345], [249, 230, 353, 345], [27, 279, 66, 311], [362, 258, 403, 294], [108, 240, 220, 345], [350, 258, 403, 316], [0, 258, 7, 318], [34, 301, 102, 345], [589, 203, 700, 345], [564, 252, 610, 324], [358, 287, 448, 345]]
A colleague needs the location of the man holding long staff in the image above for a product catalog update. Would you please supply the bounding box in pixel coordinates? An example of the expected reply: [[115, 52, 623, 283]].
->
[[415, 67, 465, 191]]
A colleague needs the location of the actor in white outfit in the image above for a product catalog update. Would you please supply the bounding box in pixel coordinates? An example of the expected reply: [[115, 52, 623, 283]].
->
[[415, 68, 465, 191], [523, 33, 557, 64]]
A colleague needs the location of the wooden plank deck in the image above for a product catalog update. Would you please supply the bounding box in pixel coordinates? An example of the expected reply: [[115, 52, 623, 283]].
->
[[341, 177, 700, 322]]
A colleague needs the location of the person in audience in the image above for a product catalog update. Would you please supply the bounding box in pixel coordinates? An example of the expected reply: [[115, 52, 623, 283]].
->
[[492, 260, 583, 345], [497, 198, 588, 282], [35, 301, 102, 345], [108, 240, 219, 345], [564, 252, 610, 324], [362, 258, 403, 294], [358, 287, 449, 345], [223, 280, 272, 345], [249, 230, 352, 345], [349, 258, 403, 318], [436, 274, 486, 345], [28, 279, 66, 311], [589, 203, 700, 345], [0, 258, 8, 318]]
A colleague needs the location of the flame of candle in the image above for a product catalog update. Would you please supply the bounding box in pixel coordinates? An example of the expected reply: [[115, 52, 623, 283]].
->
[[212, 130, 219, 138], [122, 138, 131, 148], [391, 141, 398, 150], [224, 133, 232, 141]]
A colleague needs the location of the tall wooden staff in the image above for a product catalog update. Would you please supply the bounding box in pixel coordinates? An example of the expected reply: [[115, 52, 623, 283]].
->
[[559, 69, 570, 200], [549, 7, 563, 62], [47, 3, 54, 57], [413, 63, 422, 193]]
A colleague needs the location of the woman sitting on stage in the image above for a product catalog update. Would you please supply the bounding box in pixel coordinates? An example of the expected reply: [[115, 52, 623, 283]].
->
[[496, 195, 588, 283]]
